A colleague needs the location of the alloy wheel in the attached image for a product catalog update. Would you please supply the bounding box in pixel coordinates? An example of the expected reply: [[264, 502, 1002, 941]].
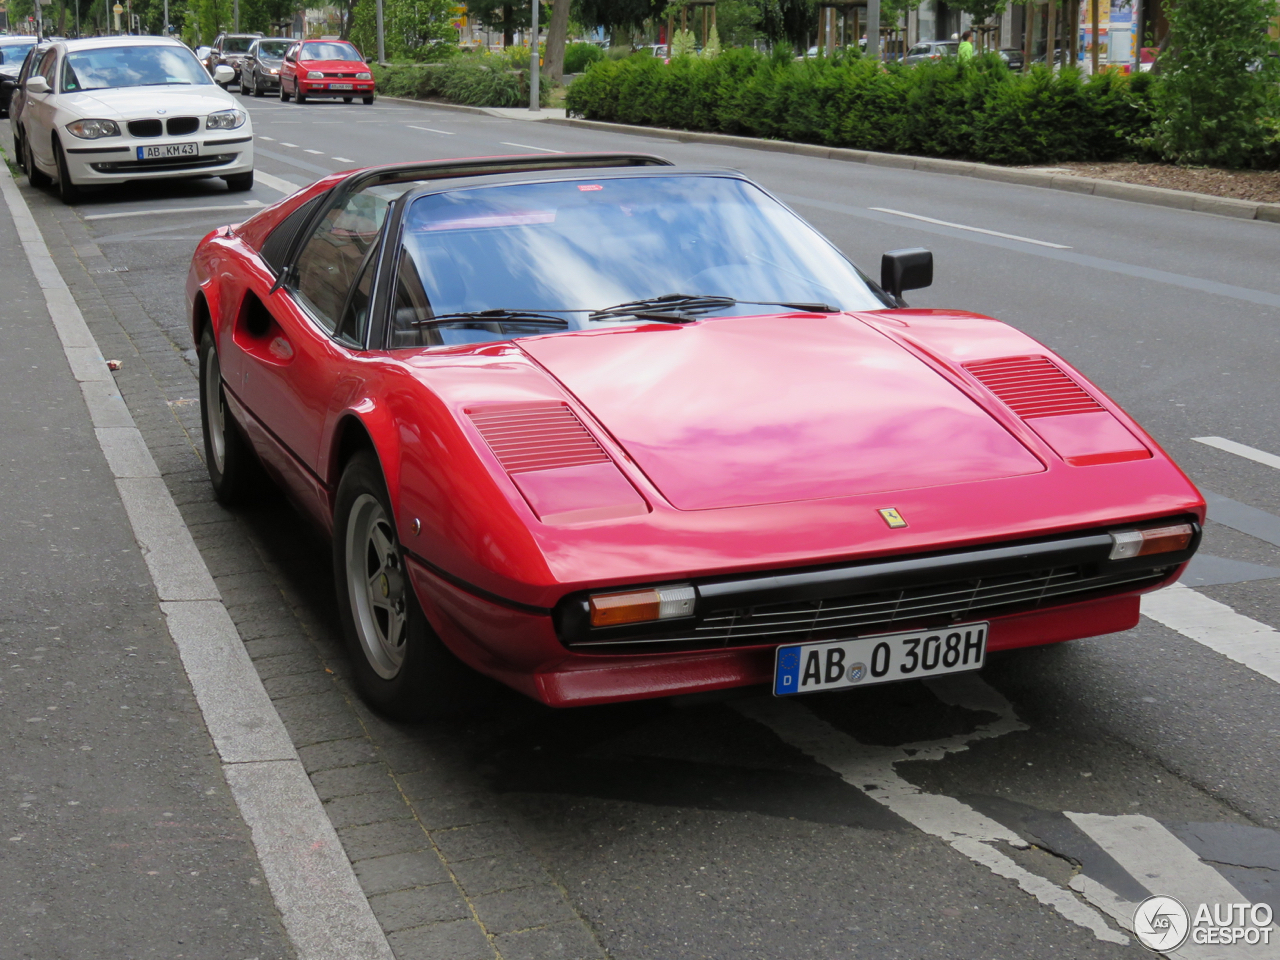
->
[[345, 493, 408, 679]]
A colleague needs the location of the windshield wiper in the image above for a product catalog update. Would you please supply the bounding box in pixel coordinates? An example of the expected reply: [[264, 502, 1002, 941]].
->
[[411, 309, 570, 329], [589, 293, 840, 324]]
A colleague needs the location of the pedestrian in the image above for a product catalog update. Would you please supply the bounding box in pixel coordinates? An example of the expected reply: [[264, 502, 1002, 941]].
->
[[958, 30, 975, 60]]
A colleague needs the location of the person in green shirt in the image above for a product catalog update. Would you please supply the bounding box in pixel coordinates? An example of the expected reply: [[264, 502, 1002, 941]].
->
[[958, 30, 975, 60]]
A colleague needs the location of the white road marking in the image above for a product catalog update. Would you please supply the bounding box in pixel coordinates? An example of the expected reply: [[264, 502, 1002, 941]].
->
[[255, 170, 305, 197], [869, 207, 1073, 249], [736, 676, 1128, 945], [408, 125, 454, 135], [279, 141, 299, 148], [258, 135, 276, 141], [1193, 436, 1280, 472], [304, 149, 324, 155], [500, 141, 565, 154], [0, 158, 394, 960], [1142, 583, 1280, 685], [84, 202, 265, 221], [1067, 813, 1276, 959], [332, 157, 354, 163]]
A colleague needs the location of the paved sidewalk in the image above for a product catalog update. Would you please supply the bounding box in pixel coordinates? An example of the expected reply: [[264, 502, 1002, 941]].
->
[[0, 174, 294, 956]]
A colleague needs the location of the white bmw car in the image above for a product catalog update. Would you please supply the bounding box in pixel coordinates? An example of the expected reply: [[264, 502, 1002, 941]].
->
[[20, 35, 254, 203]]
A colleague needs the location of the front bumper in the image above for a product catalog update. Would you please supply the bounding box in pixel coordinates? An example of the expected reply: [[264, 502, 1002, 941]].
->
[[64, 134, 254, 183], [298, 78, 375, 98]]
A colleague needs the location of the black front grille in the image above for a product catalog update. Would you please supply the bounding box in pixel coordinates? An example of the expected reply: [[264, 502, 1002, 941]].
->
[[568, 565, 1167, 651], [90, 153, 236, 173], [322, 71, 358, 77], [166, 116, 199, 135], [127, 119, 162, 137]]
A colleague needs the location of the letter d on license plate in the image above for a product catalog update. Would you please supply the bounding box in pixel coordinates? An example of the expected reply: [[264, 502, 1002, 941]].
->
[[774, 622, 987, 696]]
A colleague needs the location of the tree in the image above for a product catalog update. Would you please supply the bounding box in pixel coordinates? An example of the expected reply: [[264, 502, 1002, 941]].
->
[[572, 0, 664, 44], [545, 0, 572, 81], [1148, 0, 1280, 166], [350, 0, 455, 57]]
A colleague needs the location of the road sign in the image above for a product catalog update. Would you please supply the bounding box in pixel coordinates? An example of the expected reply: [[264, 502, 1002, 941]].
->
[[113, 3, 123, 12]]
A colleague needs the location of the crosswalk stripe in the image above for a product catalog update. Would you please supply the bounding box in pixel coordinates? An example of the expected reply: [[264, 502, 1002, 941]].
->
[[1066, 813, 1274, 959], [1142, 584, 1280, 686]]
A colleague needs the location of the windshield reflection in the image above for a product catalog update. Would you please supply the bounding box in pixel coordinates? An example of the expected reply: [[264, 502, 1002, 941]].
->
[[392, 176, 883, 348]]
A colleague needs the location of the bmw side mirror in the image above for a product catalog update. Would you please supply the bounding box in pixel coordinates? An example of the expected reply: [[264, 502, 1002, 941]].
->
[[213, 64, 235, 83], [25, 75, 49, 94], [881, 247, 933, 299]]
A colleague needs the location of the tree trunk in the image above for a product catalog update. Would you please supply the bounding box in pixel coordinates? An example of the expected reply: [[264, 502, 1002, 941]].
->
[[544, 0, 570, 82], [1090, 0, 1099, 73], [503, 3, 514, 46]]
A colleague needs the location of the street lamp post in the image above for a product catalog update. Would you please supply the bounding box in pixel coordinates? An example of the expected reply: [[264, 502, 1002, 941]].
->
[[375, 0, 385, 64], [866, 0, 879, 59], [528, 0, 538, 111]]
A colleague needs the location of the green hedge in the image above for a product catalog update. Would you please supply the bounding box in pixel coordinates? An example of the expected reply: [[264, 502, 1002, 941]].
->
[[374, 54, 551, 108], [566, 50, 1158, 166], [563, 42, 605, 76]]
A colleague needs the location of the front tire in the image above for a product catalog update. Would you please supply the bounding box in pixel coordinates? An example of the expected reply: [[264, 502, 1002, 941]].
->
[[198, 326, 262, 505], [333, 451, 488, 720], [343, 96, 352, 103], [223, 170, 254, 192], [253, 74, 266, 97], [55, 139, 81, 204], [362, 96, 374, 105], [279, 81, 290, 102], [25, 133, 51, 188], [295, 87, 307, 104]]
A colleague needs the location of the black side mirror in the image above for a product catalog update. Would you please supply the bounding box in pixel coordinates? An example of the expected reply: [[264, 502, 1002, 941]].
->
[[881, 248, 933, 300]]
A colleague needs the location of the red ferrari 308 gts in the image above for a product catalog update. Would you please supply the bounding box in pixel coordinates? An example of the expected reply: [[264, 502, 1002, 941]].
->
[[187, 153, 1204, 718]]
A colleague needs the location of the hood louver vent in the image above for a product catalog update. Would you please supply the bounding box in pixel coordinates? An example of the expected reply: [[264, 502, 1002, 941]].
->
[[468, 402, 610, 474], [964, 356, 1103, 419]]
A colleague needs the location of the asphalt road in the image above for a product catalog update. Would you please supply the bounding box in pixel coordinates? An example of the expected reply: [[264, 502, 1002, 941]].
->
[[3, 93, 1280, 960]]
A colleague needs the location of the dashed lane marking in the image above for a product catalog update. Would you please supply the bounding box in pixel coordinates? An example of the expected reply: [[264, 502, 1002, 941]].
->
[[1142, 584, 1280, 686], [258, 135, 276, 140], [84, 201, 265, 221], [254, 170, 306, 196], [279, 142, 299, 148], [736, 676, 1128, 944], [408, 125, 455, 135], [869, 207, 1072, 249], [304, 149, 324, 155], [500, 141, 565, 154], [332, 157, 354, 163], [1194, 436, 1280, 472]]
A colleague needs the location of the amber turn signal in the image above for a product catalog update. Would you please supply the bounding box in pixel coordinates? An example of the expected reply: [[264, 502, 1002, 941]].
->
[[589, 584, 696, 627], [1108, 523, 1194, 561]]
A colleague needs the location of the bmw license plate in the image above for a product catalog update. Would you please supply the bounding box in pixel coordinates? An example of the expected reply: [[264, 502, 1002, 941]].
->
[[136, 142, 198, 160], [329, 83, 353, 89], [773, 622, 987, 696]]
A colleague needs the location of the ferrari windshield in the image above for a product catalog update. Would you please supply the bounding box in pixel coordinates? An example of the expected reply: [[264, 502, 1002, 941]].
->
[[63, 44, 213, 90], [398, 175, 885, 328]]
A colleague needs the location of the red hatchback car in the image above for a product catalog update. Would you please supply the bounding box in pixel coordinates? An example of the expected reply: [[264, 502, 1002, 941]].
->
[[188, 154, 1203, 719], [279, 39, 374, 104]]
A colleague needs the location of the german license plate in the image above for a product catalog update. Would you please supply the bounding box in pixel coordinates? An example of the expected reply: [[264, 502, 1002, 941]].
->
[[773, 622, 988, 696], [329, 83, 353, 89], [136, 142, 198, 160]]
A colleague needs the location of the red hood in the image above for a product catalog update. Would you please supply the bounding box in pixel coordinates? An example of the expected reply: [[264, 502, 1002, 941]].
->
[[517, 314, 1045, 510], [298, 58, 368, 71]]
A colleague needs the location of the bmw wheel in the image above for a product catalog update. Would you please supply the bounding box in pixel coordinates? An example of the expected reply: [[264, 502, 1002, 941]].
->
[[198, 325, 262, 504], [25, 133, 51, 189], [333, 451, 489, 719], [54, 138, 82, 204]]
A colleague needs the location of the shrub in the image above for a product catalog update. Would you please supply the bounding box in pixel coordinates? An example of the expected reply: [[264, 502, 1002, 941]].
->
[[563, 42, 604, 75], [1145, 0, 1280, 167], [374, 52, 551, 108], [566, 48, 1161, 166]]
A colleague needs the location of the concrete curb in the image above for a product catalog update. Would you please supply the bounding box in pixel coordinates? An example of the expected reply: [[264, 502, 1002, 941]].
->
[[542, 116, 1280, 224]]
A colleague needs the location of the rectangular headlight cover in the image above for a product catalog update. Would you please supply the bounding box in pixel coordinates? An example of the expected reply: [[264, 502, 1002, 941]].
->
[[589, 584, 696, 627], [1109, 523, 1194, 560]]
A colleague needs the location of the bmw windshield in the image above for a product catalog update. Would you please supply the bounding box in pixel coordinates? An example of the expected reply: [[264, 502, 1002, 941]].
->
[[393, 175, 886, 347], [63, 45, 213, 90]]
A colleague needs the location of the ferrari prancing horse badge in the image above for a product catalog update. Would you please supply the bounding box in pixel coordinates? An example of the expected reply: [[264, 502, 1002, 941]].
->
[[878, 507, 908, 529]]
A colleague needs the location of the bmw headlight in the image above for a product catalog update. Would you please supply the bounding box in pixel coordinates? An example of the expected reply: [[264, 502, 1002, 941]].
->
[[356, 71, 372, 80], [66, 118, 121, 139], [307, 70, 324, 79], [206, 109, 246, 130]]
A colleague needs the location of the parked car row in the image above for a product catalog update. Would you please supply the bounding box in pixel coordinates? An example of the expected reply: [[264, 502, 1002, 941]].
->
[[198, 32, 375, 104]]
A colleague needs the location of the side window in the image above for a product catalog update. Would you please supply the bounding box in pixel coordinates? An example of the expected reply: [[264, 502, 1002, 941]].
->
[[34, 48, 57, 81], [292, 189, 389, 334], [260, 192, 327, 275], [335, 246, 378, 347]]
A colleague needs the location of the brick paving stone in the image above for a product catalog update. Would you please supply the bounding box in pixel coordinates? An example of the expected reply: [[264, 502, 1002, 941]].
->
[[409, 792, 502, 831], [387, 919, 496, 960], [296, 736, 379, 772], [280, 706, 366, 748], [244, 636, 315, 661], [368, 884, 470, 932], [394, 762, 490, 799], [252, 652, 324, 680], [493, 921, 604, 960], [432, 822, 522, 863], [354, 851, 452, 897], [323, 790, 414, 830], [339, 819, 431, 861], [449, 855, 556, 898], [311, 763, 395, 801], [263, 671, 337, 700], [471, 886, 579, 935]]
